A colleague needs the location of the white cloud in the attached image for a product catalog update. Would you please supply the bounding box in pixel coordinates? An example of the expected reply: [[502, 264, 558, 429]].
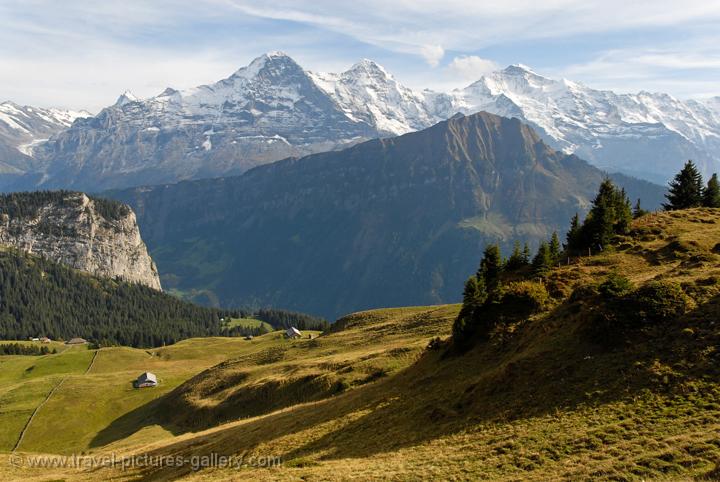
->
[[420, 45, 445, 67], [447, 56, 499, 80]]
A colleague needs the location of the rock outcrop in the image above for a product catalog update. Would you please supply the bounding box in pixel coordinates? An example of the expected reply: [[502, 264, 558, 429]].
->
[[0, 191, 161, 289]]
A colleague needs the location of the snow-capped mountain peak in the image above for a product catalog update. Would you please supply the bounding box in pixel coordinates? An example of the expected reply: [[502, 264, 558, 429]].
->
[[5, 53, 720, 191], [115, 90, 139, 106], [0, 101, 91, 164]]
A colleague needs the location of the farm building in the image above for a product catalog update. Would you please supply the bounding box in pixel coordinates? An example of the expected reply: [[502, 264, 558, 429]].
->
[[285, 327, 302, 339], [134, 372, 158, 388], [40, 337, 51, 343], [65, 337, 87, 345]]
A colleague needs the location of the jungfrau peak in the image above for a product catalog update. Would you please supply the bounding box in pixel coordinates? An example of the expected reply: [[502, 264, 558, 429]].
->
[[3, 52, 720, 191]]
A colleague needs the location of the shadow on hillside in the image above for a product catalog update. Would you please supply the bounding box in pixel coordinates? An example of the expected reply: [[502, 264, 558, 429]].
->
[[90, 396, 182, 448], [95, 293, 720, 479]]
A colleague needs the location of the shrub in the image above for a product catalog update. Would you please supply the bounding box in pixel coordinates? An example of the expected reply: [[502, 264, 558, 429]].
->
[[499, 281, 551, 313], [598, 273, 634, 298], [630, 281, 690, 323], [569, 283, 600, 302]]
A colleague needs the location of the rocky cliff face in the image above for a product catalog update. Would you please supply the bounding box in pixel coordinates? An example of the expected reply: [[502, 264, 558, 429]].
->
[[0, 191, 161, 290]]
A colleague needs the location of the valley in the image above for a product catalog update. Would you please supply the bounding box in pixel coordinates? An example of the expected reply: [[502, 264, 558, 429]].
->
[[0, 208, 719, 480]]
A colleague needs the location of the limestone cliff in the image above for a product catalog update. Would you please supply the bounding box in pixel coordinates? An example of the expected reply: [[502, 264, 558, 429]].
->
[[0, 191, 161, 290]]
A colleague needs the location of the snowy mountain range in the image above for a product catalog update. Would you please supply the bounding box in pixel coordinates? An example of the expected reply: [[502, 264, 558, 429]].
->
[[2, 52, 719, 191], [0, 101, 89, 177]]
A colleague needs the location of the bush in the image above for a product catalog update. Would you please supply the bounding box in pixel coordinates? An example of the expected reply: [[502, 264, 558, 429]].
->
[[598, 273, 634, 298], [499, 281, 551, 313], [630, 281, 690, 323], [569, 283, 600, 302]]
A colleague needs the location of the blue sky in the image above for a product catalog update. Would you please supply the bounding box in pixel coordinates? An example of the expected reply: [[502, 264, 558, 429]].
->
[[2, 0, 719, 111]]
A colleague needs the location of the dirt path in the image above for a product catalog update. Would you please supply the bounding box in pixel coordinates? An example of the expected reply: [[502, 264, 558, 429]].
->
[[13, 348, 98, 451], [12, 377, 66, 452], [84, 349, 100, 374]]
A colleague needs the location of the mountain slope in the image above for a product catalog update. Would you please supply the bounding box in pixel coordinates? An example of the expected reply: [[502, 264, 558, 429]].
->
[[443, 65, 720, 183], [111, 112, 665, 318], [4, 208, 719, 481], [0, 102, 89, 186], [0, 191, 161, 289], [6, 54, 718, 191], [28, 52, 375, 191]]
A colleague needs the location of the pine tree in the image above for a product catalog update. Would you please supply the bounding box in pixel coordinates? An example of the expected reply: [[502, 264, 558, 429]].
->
[[522, 242, 531, 265], [615, 188, 633, 234], [458, 276, 486, 319], [664, 160, 704, 210], [477, 244, 504, 295], [532, 241, 553, 275], [566, 213, 582, 252], [506, 241, 528, 270], [549, 232, 561, 265], [703, 173, 720, 208], [633, 198, 648, 218], [453, 276, 487, 342], [584, 178, 618, 250]]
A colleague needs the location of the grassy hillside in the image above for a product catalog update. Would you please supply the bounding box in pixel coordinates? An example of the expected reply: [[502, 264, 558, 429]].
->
[[0, 336, 299, 456], [1, 208, 719, 481]]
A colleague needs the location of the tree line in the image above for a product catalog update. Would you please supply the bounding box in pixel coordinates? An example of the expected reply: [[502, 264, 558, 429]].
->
[[453, 160, 720, 345], [0, 343, 57, 356], [0, 249, 326, 348]]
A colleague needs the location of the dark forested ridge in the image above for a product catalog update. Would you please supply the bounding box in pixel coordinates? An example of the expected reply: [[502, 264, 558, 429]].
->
[[0, 249, 325, 347], [110, 112, 667, 319]]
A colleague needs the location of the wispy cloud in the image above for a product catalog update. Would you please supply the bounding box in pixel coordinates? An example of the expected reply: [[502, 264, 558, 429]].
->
[[558, 34, 720, 97], [1, 0, 720, 109]]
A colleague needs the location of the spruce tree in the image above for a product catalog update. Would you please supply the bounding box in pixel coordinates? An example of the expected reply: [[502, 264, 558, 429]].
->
[[549, 232, 561, 265], [458, 276, 486, 319], [566, 213, 582, 252], [522, 242, 531, 265], [615, 188, 633, 234], [584, 178, 618, 250], [453, 276, 487, 341], [532, 241, 552, 275], [477, 244, 504, 295], [664, 160, 704, 210], [506, 241, 528, 270], [703, 173, 720, 208], [633, 198, 648, 218]]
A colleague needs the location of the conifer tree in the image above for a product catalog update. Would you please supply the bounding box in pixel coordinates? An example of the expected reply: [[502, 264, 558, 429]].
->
[[549, 231, 561, 265], [532, 241, 553, 275], [453, 276, 487, 341], [477, 244, 504, 295], [566, 213, 582, 252], [522, 242, 531, 265], [458, 276, 486, 319], [584, 178, 619, 249], [633, 198, 648, 218], [703, 173, 720, 208], [506, 241, 528, 270], [615, 188, 633, 234], [664, 160, 704, 210]]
